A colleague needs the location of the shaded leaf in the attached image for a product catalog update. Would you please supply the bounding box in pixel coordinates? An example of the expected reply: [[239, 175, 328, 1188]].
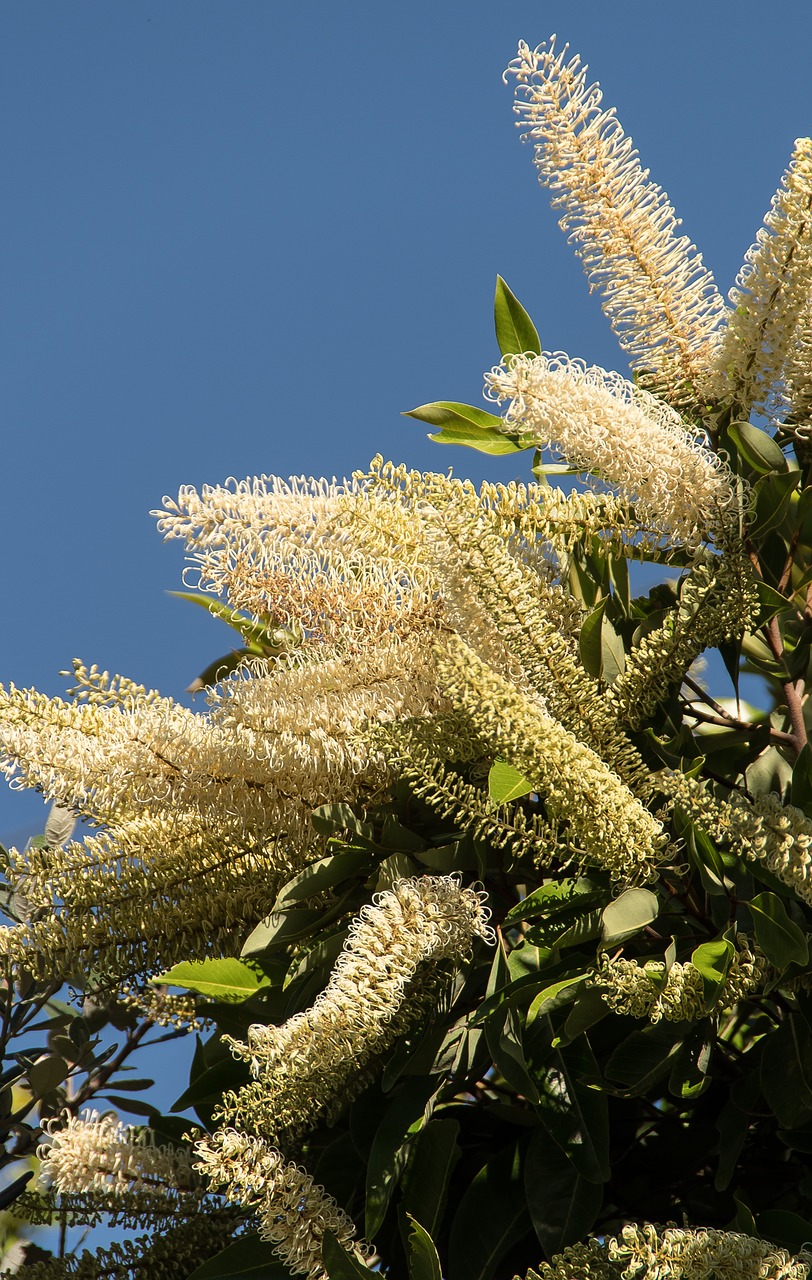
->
[[448, 1138, 531, 1280], [524, 1126, 602, 1258], [186, 1235, 292, 1279], [365, 1076, 440, 1238], [534, 1039, 609, 1183], [749, 892, 809, 970], [728, 420, 788, 475], [322, 1232, 378, 1280], [401, 1118, 461, 1238], [405, 1215, 443, 1280]]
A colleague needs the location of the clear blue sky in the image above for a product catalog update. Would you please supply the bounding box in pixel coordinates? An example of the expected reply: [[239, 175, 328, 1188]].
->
[[2, 0, 811, 846]]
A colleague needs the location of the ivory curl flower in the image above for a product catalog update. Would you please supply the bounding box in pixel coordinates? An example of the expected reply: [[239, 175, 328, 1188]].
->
[[505, 38, 726, 405], [485, 353, 738, 548], [219, 875, 493, 1143], [38, 1111, 198, 1202], [195, 1129, 372, 1280]]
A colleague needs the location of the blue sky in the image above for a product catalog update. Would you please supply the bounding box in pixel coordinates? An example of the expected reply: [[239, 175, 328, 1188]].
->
[[2, 0, 812, 847]]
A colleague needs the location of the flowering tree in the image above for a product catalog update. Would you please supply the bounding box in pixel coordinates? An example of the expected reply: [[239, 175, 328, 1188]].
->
[[1, 32, 812, 1280]]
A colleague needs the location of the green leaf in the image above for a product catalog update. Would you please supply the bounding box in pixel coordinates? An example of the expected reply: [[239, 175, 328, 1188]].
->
[[690, 939, 734, 1006], [322, 1231, 378, 1280], [274, 850, 371, 907], [761, 1015, 812, 1127], [365, 1076, 440, 1238], [524, 1126, 602, 1258], [526, 975, 586, 1025], [579, 598, 607, 678], [748, 892, 809, 970], [792, 744, 812, 818], [403, 402, 527, 455], [605, 1021, 685, 1091], [668, 1018, 714, 1099], [186, 1235, 289, 1279], [27, 1056, 68, 1095], [488, 760, 534, 805], [401, 1118, 461, 1238], [447, 1138, 531, 1280], [486, 1005, 540, 1104], [750, 470, 800, 537], [755, 580, 790, 626], [405, 1215, 443, 1280], [502, 878, 605, 928], [534, 1040, 610, 1183], [600, 888, 659, 948], [151, 959, 271, 1002], [241, 908, 324, 956], [728, 420, 788, 475], [494, 276, 541, 358], [171, 1056, 249, 1113], [755, 1211, 812, 1253]]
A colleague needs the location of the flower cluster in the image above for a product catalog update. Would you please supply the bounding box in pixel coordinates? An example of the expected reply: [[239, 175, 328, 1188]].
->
[[38, 1111, 199, 1205], [485, 353, 737, 549], [588, 939, 767, 1023], [219, 875, 492, 1143], [504, 39, 725, 405], [194, 1129, 372, 1280]]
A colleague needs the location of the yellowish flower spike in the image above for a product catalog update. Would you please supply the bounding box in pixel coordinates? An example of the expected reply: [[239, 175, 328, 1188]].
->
[[709, 137, 812, 415], [218, 875, 492, 1144], [519, 1225, 810, 1280], [195, 1130, 372, 1280], [485, 353, 739, 549], [588, 938, 766, 1023], [435, 635, 668, 880], [506, 38, 726, 406], [38, 1111, 200, 1215]]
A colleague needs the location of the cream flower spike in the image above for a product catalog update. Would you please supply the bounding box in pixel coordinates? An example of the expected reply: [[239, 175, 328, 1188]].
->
[[485, 352, 738, 549], [506, 38, 726, 406], [710, 137, 812, 415]]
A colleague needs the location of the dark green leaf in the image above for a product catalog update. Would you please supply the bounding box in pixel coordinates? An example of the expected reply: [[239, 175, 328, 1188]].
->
[[486, 1005, 540, 1104], [792, 744, 812, 818], [365, 1076, 440, 1238], [241, 908, 324, 956], [605, 1021, 685, 1091], [27, 1056, 68, 1095], [761, 1015, 812, 1127], [526, 976, 586, 1025], [668, 1018, 714, 1099], [186, 1235, 289, 1280], [534, 1039, 609, 1183], [751, 470, 800, 538], [755, 1211, 812, 1252], [579, 598, 607, 679], [322, 1231, 378, 1280], [601, 888, 659, 948], [728, 421, 788, 475], [494, 276, 541, 358], [405, 1215, 443, 1280], [447, 1138, 531, 1280], [401, 1118, 461, 1238], [748, 892, 809, 970], [275, 850, 371, 907], [524, 1126, 602, 1258]]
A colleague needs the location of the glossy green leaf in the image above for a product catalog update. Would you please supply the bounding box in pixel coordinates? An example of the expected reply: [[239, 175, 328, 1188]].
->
[[526, 975, 586, 1024], [749, 892, 809, 969], [151, 958, 271, 1001], [494, 276, 541, 358], [321, 1232, 379, 1280], [601, 888, 659, 948], [524, 1126, 602, 1258], [668, 1018, 714, 1099], [401, 1118, 461, 1238], [274, 850, 370, 907], [502, 878, 605, 928], [488, 760, 534, 805], [579, 597, 607, 678], [241, 908, 324, 956], [728, 420, 788, 475], [186, 1235, 289, 1279], [605, 1021, 685, 1091], [405, 1215, 443, 1280], [486, 1005, 540, 1104], [404, 402, 526, 455], [447, 1138, 531, 1280]]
